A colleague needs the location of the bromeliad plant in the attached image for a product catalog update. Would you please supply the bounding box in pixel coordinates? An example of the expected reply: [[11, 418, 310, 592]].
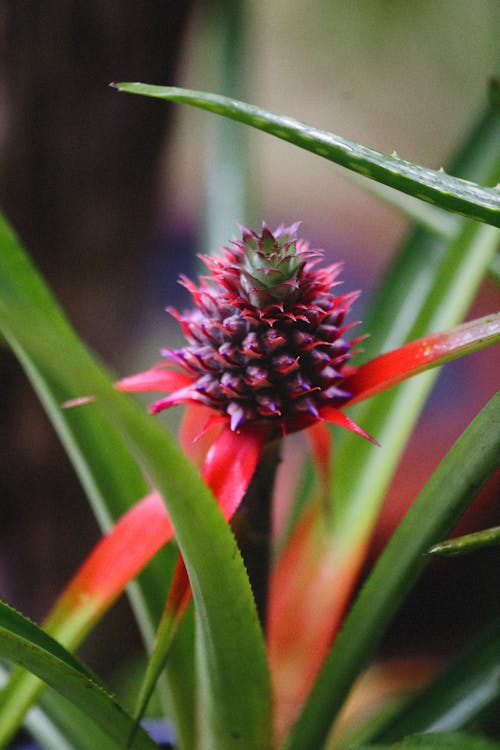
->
[[0, 82, 499, 750]]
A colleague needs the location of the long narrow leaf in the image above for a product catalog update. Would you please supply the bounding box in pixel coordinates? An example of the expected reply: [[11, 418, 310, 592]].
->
[[1, 663, 127, 750], [282, 392, 500, 750], [345, 313, 500, 405], [0, 603, 157, 750], [313, 109, 500, 736], [268, 311, 500, 739], [326, 98, 500, 587], [1, 664, 99, 750], [429, 526, 500, 556], [32, 693, 124, 750], [346, 95, 500, 367], [95, 377, 272, 750], [131, 558, 191, 741], [356, 732, 500, 750], [114, 83, 500, 228]]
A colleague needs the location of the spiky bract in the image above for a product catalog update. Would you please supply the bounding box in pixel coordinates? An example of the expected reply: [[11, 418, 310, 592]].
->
[[156, 223, 360, 435]]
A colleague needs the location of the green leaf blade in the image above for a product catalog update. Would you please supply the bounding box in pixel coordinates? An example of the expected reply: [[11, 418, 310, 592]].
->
[[326, 98, 500, 580], [429, 526, 500, 556], [0, 602, 157, 749], [114, 83, 500, 227]]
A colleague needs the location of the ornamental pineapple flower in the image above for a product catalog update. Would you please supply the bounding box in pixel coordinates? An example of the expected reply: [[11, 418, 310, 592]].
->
[[116, 221, 498, 513], [118, 222, 374, 468]]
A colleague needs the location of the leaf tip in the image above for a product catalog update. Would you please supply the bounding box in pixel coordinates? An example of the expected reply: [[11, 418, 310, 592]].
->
[[61, 395, 95, 408]]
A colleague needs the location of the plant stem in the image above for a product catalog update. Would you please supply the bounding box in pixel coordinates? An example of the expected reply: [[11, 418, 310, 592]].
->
[[231, 438, 282, 624]]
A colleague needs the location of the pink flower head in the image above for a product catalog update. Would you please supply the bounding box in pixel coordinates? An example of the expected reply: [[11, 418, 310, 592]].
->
[[120, 222, 368, 443]]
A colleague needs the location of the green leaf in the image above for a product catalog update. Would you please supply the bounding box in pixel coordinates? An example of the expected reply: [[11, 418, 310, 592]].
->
[[330, 93, 500, 548], [373, 616, 500, 741], [0, 602, 157, 749], [343, 93, 500, 367], [355, 731, 500, 749], [17, 681, 128, 750], [333, 218, 499, 547], [281, 392, 500, 750], [94, 383, 272, 750], [0, 213, 272, 750], [114, 83, 500, 228], [310, 111, 500, 721], [32, 693, 124, 750], [429, 526, 500, 556], [1, 663, 106, 750]]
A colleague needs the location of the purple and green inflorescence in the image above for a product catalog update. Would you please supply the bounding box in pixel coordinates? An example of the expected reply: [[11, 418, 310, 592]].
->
[[154, 223, 361, 436]]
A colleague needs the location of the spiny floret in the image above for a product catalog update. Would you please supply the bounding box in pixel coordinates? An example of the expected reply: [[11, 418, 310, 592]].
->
[[202, 221, 323, 308], [164, 223, 360, 434], [238, 222, 320, 306]]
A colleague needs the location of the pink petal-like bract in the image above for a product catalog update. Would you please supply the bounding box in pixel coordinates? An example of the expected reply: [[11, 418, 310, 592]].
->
[[202, 424, 268, 519], [116, 365, 192, 393], [178, 403, 225, 469], [344, 315, 500, 405]]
